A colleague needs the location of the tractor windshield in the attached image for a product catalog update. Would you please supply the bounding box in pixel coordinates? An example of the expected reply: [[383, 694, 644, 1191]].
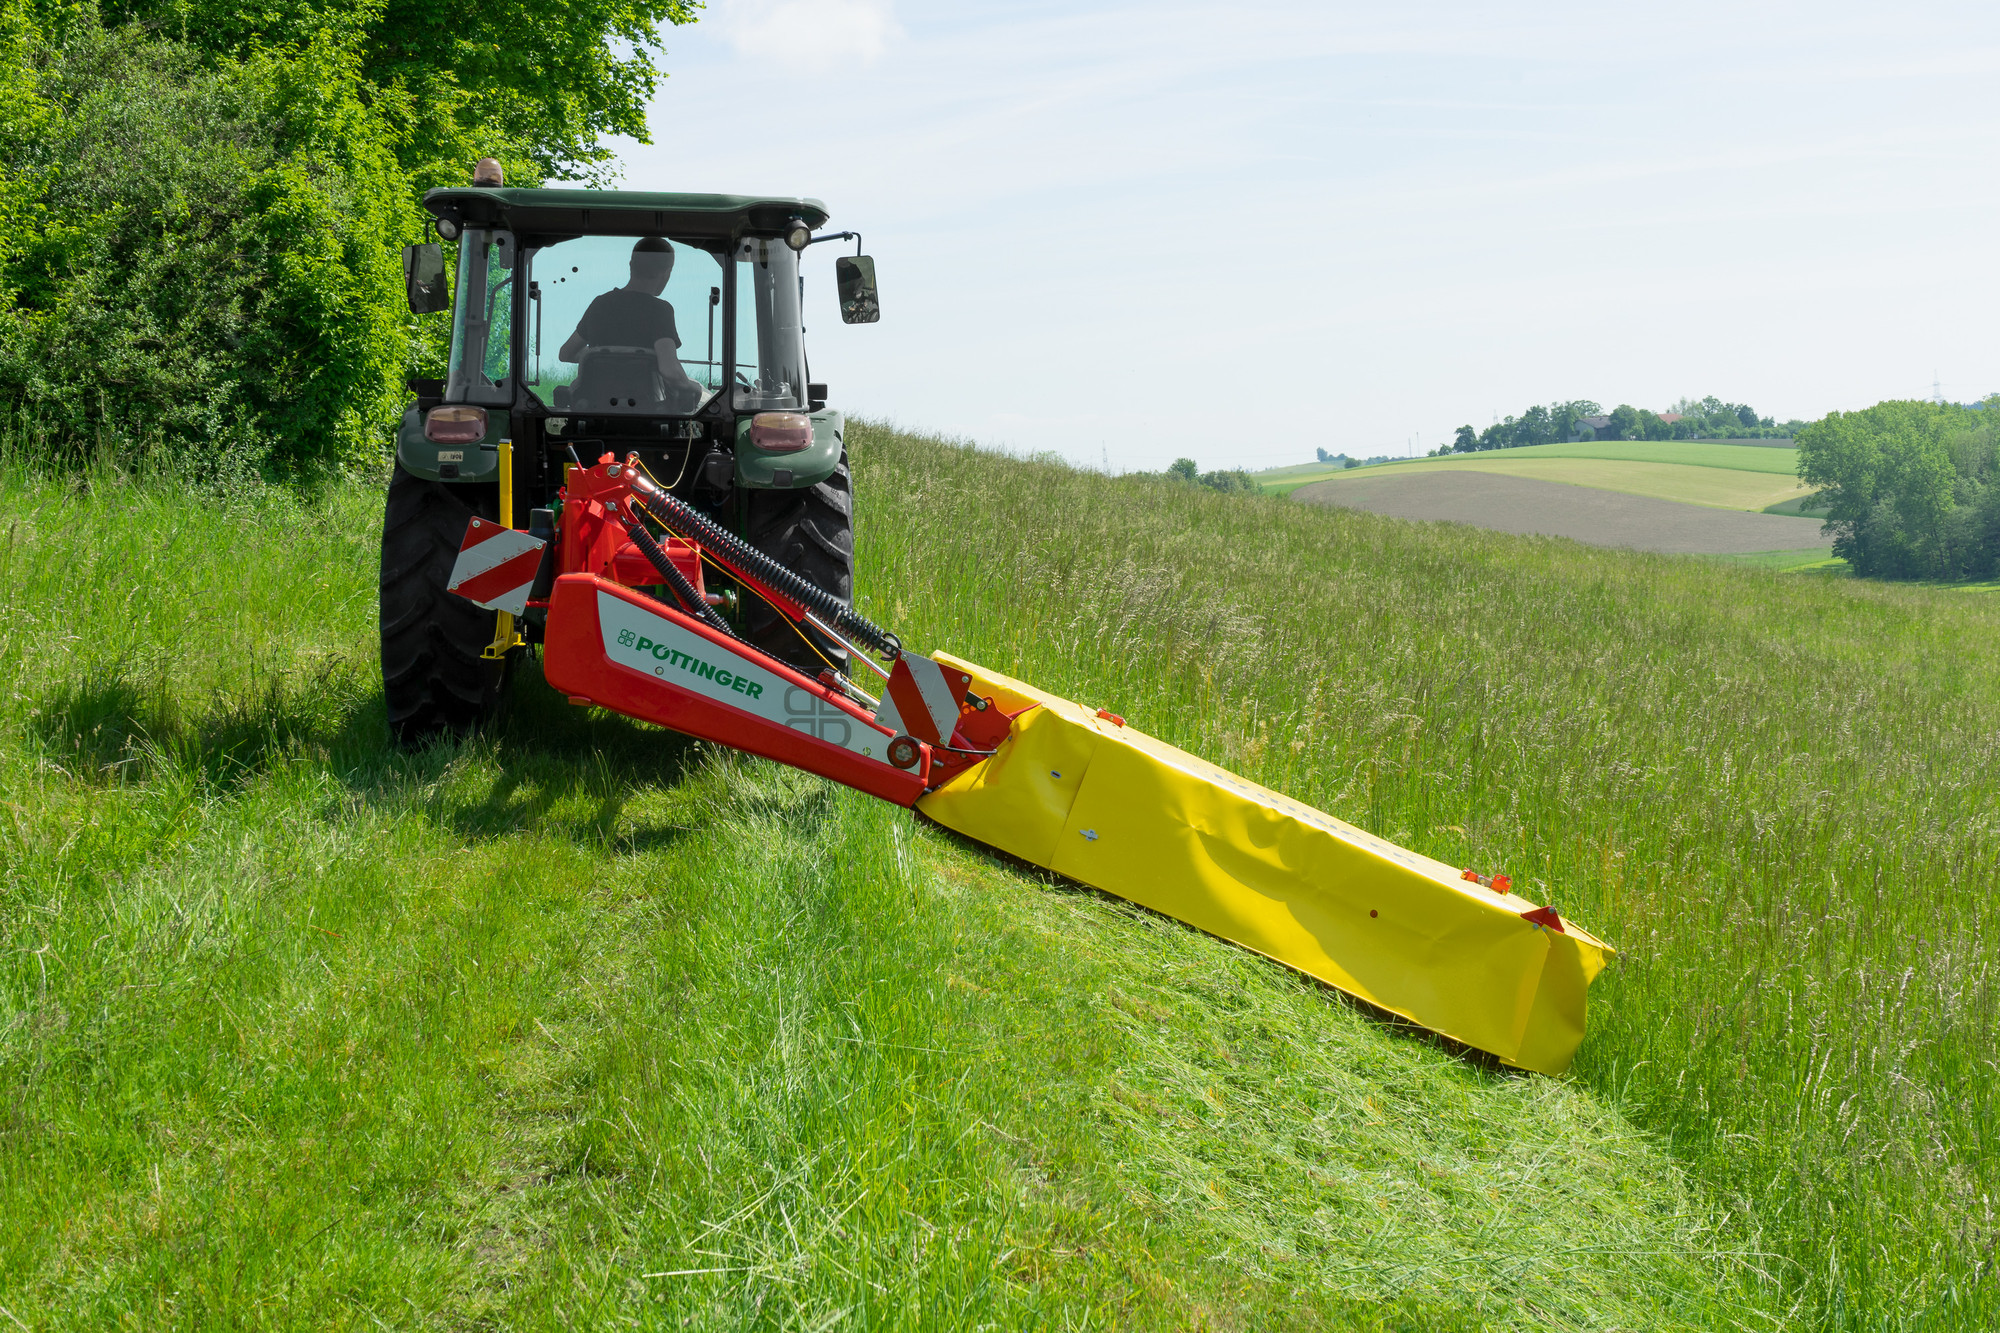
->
[[733, 237, 807, 412], [522, 234, 728, 415], [446, 228, 515, 406]]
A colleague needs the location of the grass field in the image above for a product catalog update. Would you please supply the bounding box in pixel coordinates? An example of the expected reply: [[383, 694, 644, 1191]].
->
[[3, 427, 1996, 1329], [1704, 548, 1848, 572], [1263, 442, 1806, 508], [1261, 440, 1803, 490], [1292, 457, 1809, 512]]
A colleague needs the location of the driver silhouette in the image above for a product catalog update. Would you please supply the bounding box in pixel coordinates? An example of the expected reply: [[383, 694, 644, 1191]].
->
[[559, 236, 701, 410]]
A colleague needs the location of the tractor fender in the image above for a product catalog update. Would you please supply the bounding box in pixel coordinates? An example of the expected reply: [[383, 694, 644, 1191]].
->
[[395, 404, 503, 483], [734, 409, 843, 489]]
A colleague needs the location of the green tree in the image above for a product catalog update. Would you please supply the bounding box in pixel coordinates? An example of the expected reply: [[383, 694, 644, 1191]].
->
[[1551, 400, 1600, 442], [1607, 404, 1642, 440], [1519, 404, 1553, 445], [1452, 424, 1477, 452], [102, 0, 699, 183], [0, 0, 700, 472], [1168, 457, 1198, 482], [1796, 400, 1997, 579]]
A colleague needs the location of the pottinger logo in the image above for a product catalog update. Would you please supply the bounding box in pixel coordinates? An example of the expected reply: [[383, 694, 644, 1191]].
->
[[616, 626, 767, 699], [784, 687, 853, 744]]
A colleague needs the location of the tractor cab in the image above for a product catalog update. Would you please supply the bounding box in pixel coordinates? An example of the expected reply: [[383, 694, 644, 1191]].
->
[[397, 186, 877, 496], [382, 176, 881, 742]]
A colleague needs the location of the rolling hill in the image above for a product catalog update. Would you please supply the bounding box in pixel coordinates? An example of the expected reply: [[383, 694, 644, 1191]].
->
[[2, 426, 1992, 1329], [1264, 441, 1807, 510]]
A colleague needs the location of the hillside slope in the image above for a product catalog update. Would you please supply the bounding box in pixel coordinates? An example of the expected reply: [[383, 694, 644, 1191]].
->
[[2, 425, 1993, 1328]]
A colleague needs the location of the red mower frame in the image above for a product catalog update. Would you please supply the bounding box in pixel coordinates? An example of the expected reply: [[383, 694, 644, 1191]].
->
[[450, 453, 1016, 806]]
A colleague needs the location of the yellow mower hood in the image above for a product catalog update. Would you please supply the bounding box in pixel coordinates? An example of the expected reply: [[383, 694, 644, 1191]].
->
[[917, 656, 1612, 1075]]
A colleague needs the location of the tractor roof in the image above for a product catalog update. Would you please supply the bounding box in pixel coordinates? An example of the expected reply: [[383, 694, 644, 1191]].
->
[[422, 188, 830, 240]]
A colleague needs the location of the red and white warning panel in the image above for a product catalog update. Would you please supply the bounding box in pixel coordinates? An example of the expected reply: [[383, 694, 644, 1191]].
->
[[448, 518, 546, 615], [876, 653, 973, 746]]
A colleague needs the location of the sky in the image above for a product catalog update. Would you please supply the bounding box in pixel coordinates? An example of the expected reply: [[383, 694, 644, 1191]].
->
[[597, 0, 2000, 473]]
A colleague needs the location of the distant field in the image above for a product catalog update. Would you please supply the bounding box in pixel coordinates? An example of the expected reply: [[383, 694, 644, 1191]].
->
[[1255, 460, 1360, 481], [1293, 471, 1831, 554], [1708, 548, 1847, 572], [1290, 456, 1809, 512], [1262, 439, 1799, 482]]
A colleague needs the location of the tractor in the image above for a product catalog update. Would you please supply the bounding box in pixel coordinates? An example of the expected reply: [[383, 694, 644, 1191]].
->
[[383, 161, 881, 743], [374, 163, 1611, 1077]]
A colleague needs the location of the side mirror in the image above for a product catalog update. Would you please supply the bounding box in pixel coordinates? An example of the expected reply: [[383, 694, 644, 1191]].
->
[[835, 255, 880, 324], [403, 243, 449, 314]]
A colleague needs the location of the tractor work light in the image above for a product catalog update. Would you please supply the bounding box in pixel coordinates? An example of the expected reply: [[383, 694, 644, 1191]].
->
[[748, 412, 813, 452], [424, 405, 487, 444], [783, 218, 813, 252], [434, 214, 463, 242]]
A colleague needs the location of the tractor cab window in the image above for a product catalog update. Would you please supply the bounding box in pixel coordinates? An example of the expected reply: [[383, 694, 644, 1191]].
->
[[446, 228, 515, 406], [522, 234, 726, 415], [733, 237, 807, 412]]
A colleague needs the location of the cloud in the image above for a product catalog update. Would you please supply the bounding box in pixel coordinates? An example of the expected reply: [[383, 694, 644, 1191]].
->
[[715, 0, 900, 70]]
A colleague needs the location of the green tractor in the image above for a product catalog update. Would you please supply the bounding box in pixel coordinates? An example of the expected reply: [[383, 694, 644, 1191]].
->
[[382, 164, 881, 743]]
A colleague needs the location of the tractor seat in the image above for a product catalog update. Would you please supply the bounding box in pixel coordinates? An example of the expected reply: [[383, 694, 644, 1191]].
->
[[570, 346, 663, 411]]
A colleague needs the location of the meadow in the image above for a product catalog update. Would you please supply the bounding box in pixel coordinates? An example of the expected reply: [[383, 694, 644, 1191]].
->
[[1263, 440, 1802, 491], [1, 424, 1995, 1329], [1268, 443, 1807, 514], [1292, 459, 1808, 514]]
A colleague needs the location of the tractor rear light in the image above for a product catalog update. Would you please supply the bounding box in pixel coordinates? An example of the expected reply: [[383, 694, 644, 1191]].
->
[[748, 411, 813, 453], [425, 405, 488, 444]]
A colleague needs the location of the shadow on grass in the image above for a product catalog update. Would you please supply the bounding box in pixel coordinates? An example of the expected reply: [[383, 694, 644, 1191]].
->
[[915, 813, 1519, 1081], [25, 651, 749, 853], [30, 656, 367, 789]]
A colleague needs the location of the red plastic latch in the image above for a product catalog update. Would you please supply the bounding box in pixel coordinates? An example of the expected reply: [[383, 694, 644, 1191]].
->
[[1520, 904, 1564, 933], [1490, 873, 1512, 895], [1461, 868, 1479, 882], [1095, 709, 1125, 727]]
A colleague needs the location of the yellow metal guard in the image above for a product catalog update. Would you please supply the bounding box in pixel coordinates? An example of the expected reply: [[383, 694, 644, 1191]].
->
[[917, 656, 1612, 1075]]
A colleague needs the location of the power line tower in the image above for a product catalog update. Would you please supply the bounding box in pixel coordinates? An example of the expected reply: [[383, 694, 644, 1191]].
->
[[1932, 372, 1946, 405]]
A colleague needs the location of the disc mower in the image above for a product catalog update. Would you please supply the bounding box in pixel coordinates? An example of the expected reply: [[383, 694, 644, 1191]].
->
[[385, 164, 1612, 1074]]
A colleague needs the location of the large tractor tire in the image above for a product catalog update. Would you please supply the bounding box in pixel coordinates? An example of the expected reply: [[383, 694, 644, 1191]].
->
[[742, 455, 855, 675], [379, 462, 510, 745]]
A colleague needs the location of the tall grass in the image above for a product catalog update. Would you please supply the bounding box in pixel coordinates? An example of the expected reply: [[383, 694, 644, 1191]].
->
[[850, 423, 1999, 1330], [0, 450, 1772, 1327], [1, 420, 1990, 1327]]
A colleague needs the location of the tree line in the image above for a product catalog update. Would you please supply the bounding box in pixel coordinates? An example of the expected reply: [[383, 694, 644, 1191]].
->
[[1797, 399, 2000, 580], [0, 0, 694, 475], [1449, 396, 1804, 453], [1166, 457, 1258, 493]]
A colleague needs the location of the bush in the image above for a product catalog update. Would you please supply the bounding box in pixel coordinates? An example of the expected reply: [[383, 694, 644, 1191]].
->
[[0, 0, 697, 476], [0, 25, 411, 473], [1198, 468, 1256, 494]]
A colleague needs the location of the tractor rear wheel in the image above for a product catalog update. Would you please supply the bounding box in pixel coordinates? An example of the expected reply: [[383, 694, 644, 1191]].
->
[[742, 455, 855, 675], [379, 462, 510, 745]]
